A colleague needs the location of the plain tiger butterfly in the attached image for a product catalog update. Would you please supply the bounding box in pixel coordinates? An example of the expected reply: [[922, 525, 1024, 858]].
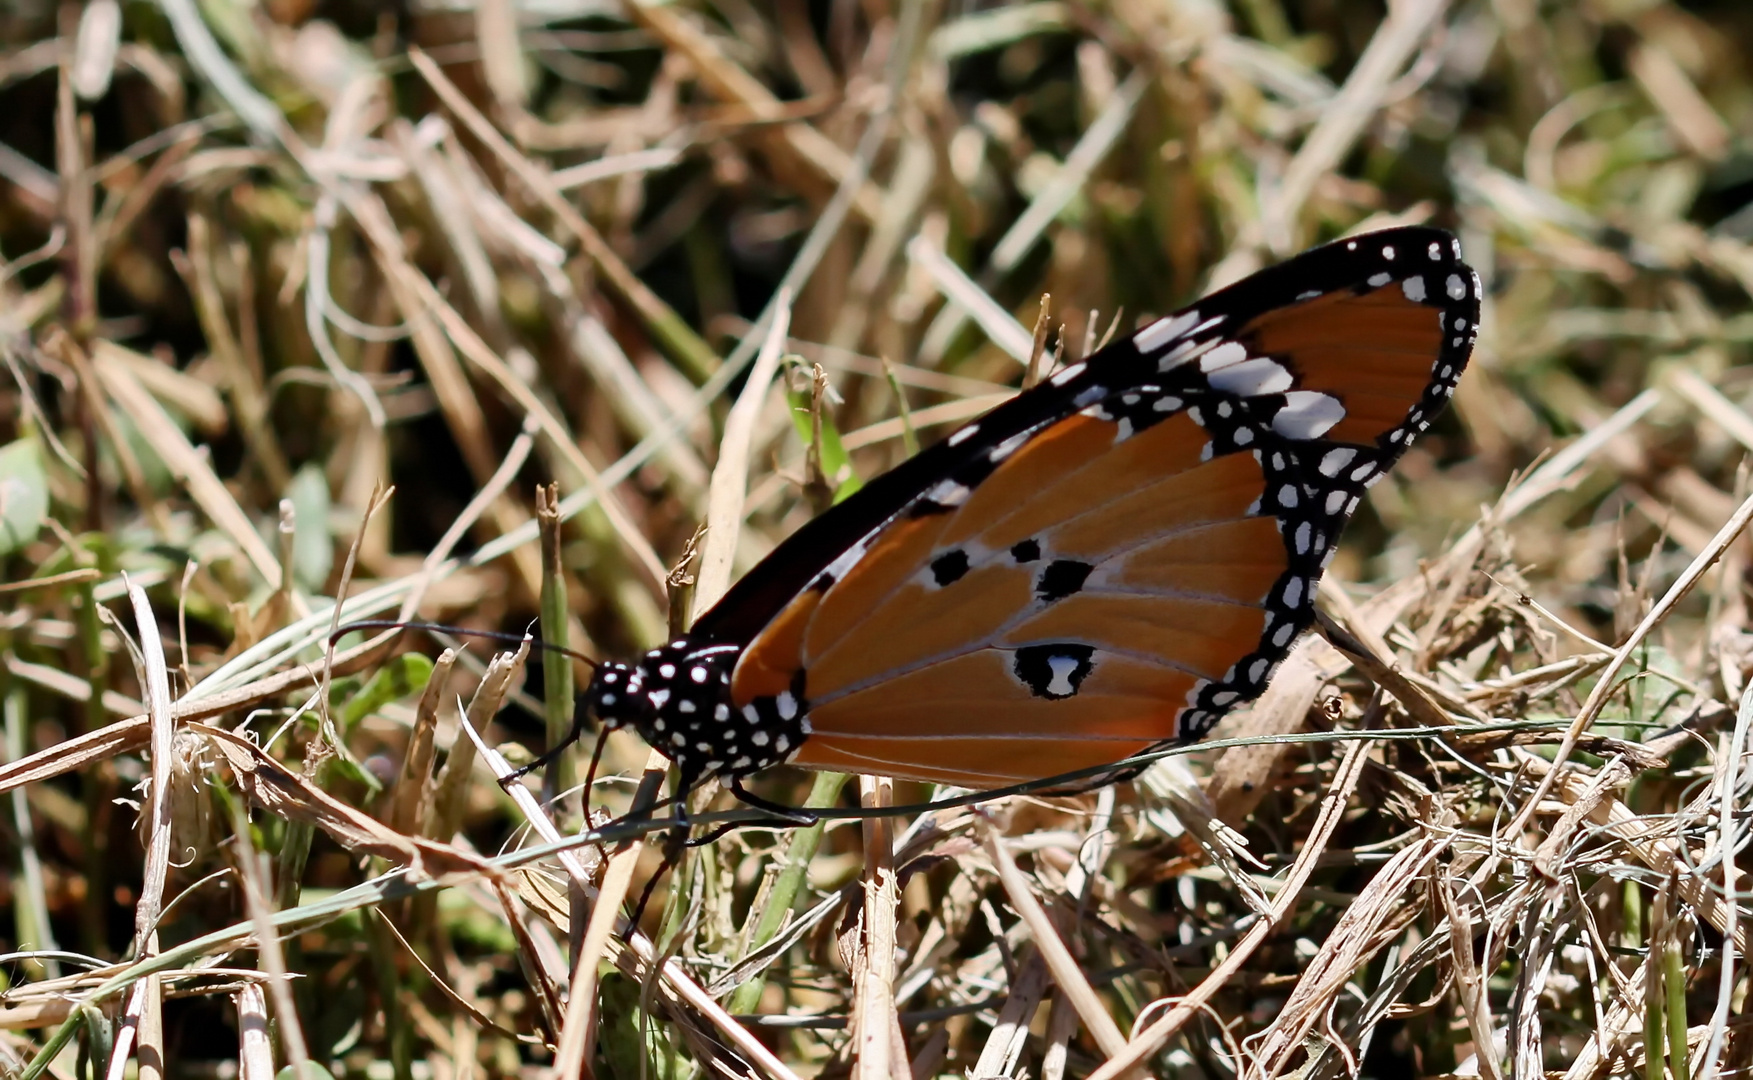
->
[[577, 226, 1480, 801]]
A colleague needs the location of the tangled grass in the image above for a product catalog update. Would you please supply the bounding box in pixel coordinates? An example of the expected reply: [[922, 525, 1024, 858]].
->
[[2, 0, 1753, 1076]]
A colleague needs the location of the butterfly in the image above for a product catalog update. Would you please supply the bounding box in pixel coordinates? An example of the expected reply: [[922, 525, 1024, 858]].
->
[[577, 226, 1480, 805]]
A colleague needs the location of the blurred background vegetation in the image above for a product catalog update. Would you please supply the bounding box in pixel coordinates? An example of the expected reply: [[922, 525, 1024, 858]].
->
[[2, 0, 1753, 1076]]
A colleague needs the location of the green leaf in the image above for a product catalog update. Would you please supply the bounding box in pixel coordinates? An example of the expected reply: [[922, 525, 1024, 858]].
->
[[597, 971, 688, 1080], [0, 437, 48, 557], [322, 654, 434, 799], [336, 653, 434, 732], [784, 360, 863, 504], [286, 463, 334, 591]]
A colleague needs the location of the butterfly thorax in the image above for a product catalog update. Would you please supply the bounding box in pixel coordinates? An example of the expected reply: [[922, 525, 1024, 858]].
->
[[586, 641, 808, 783]]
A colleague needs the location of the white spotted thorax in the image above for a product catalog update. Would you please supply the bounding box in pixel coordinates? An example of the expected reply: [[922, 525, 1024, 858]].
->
[[581, 227, 1480, 790], [586, 641, 811, 785]]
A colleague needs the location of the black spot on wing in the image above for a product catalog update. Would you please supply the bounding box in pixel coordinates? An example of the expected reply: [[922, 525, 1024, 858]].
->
[[930, 549, 971, 587], [1036, 559, 1094, 603], [1012, 644, 1096, 700], [1010, 539, 1041, 563]]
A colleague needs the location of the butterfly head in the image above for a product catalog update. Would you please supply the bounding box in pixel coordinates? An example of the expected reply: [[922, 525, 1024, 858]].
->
[[583, 659, 650, 733]]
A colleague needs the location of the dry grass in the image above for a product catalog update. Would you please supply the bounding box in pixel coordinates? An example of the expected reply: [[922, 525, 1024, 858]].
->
[[2, 0, 1753, 1076]]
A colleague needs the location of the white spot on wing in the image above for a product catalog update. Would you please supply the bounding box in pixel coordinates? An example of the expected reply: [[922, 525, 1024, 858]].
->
[[1402, 276, 1426, 302], [947, 424, 979, 447], [1158, 336, 1217, 372], [1045, 655, 1080, 697], [1367, 272, 1392, 287], [1318, 448, 1356, 476], [1207, 357, 1293, 395], [925, 479, 971, 506], [1446, 273, 1466, 300], [1199, 342, 1249, 372], [989, 430, 1030, 462], [1132, 310, 1200, 353], [1049, 362, 1087, 387], [1272, 391, 1346, 439]]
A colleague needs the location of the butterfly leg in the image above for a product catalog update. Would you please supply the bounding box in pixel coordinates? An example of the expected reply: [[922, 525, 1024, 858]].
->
[[685, 822, 741, 846], [620, 764, 701, 940], [623, 824, 689, 940], [727, 779, 821, 826], [501, 695, 591, 783]]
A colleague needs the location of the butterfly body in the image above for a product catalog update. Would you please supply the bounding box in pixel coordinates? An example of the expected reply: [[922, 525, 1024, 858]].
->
[[587, 227, 1481, 793]]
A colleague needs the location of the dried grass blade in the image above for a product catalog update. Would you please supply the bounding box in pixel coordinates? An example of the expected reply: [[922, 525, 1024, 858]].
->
[[906, 237, 1032, 361], [92, 351, 291, 601], [853, 776, 905, 1080], [1436, 869, 1505, 1080], [1255, 0, 1451, 255], [235, 983, 272, 1079], [1249, 834, 1452, 1077], [980, 818, 1127, 1059], [1509, 486, 1753, 839], [1696, 678, 1753, 1080], [1087, 731, 1378, 1080], [197, 723, 490, 875], [107, 580, 175, 1080], [407, 46, 721, 381], [693, 288, 792, 618]]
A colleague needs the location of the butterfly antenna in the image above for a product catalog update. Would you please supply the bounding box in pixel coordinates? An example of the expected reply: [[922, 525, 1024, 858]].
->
[[333, 619, 601, 670]]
